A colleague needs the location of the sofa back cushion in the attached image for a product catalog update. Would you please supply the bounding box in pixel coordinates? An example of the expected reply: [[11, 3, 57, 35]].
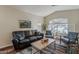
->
[[12, 31, 25, 41], [68, 32, 78, 41], [45, 30, 52, 35]]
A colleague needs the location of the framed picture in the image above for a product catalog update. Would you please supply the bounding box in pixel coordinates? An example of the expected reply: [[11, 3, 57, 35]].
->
[[19, 20, 31, 28]]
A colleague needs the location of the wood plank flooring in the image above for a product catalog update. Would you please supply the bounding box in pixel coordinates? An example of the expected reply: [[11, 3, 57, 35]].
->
[[0, 46, 15, 54]]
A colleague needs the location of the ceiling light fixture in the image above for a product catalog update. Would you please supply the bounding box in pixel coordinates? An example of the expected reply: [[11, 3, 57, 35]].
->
[[51, 5, 57, 7]]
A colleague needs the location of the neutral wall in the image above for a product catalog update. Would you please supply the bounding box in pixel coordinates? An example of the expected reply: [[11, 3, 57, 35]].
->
[[44, 9, 79, 32], [0, 6, 43, 48]]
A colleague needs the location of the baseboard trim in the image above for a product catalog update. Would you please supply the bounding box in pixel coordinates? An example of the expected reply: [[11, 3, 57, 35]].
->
[[0, 44, 13, 50]]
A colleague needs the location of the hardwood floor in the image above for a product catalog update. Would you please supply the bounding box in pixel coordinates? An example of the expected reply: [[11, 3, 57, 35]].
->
[[0, 46, 15, 54]]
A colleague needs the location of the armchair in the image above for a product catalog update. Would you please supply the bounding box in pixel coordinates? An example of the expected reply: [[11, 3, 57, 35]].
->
[[62, 32, 78, 44], [45, 30, 53, 38]]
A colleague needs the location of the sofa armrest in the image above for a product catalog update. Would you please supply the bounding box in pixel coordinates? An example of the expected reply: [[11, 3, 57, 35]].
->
[[63, 36, 68, 38], [12, 39, 20, 50], [12, 39, 19, 44]]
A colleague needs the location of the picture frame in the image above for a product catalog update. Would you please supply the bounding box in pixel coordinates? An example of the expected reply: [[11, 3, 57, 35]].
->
[[19, 20, 31, 28]]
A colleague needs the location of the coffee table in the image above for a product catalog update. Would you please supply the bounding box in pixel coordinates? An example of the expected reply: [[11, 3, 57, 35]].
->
[[31, 38, 56, 54]]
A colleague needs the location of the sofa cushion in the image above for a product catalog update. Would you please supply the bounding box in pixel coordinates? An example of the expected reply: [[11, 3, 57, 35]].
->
[[20, 39, 30, 43], [36, 36, 42, 39], [29, 36, 37, 41]]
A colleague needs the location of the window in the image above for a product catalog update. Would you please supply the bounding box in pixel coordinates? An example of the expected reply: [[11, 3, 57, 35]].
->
[[48, 18, 68, 36]]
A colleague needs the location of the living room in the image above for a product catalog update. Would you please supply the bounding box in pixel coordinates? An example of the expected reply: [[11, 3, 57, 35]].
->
[[0, 5, 79, 54]]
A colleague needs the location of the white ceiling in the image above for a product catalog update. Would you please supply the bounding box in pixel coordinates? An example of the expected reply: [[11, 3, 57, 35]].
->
[[11, 5, 79, 17]]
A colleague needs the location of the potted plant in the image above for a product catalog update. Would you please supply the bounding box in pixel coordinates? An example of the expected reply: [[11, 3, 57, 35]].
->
[[42, 23, 47, 38]]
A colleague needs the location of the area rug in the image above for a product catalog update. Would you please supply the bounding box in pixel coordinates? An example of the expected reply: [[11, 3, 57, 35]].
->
[[16, 47, 32, 54]]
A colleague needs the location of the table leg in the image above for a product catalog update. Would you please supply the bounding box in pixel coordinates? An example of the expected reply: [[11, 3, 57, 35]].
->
[[54, 41, 56, 50], [60, 36, 61, 44]]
